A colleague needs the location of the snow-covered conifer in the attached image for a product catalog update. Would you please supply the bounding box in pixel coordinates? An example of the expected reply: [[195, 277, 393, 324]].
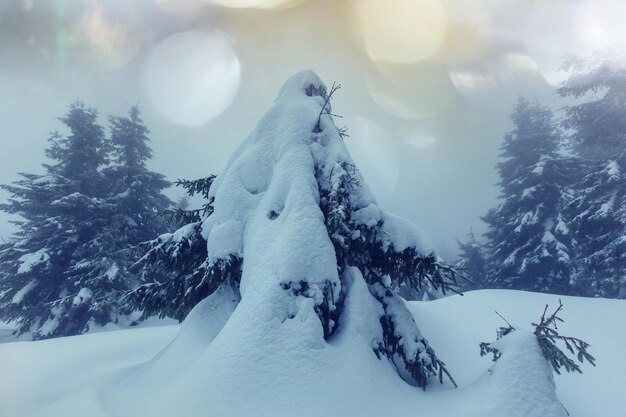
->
[[126, 71, 463, 389], [558, 49, 626, 298], [127, 175, 219, 320], [0, 102, 172, 339], [480, 302, 595, 376], [482, 98, 575, 294], [478, 301, 594, 416], [105, 105, 172, 245], [0, 101, 118, 338], [455, 228, 486, 287]]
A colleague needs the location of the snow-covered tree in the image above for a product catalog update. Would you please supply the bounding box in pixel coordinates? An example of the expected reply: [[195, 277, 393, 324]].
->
[[558, 49, 626, 298], [127, 175, 217, 320], [480, 301, 595, 375], [0, 101, 172, 339], [126, 71, 463, 389], [455, 228, 486, 288], [103, 106, 173, 285], [478, 302, 593, 417], [482, 98, 575, 294], [105, 105, 172, 245], [0, 101, 116, 338]]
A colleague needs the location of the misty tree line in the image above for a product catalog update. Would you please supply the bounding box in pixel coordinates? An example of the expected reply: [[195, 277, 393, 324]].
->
[[457, 50, 626, 299]]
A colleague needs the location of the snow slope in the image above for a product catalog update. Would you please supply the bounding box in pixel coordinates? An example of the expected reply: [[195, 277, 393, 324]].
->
[[0, 290, 623, 417]]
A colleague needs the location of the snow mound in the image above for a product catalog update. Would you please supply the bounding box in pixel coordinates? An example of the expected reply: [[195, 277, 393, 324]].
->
[[476, 330, 567, 417], [0, 290, 623, 417]]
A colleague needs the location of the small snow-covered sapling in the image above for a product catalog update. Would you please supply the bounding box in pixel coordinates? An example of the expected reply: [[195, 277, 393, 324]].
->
[[479, 300, 596, 374], [532, 299, 596, 374]]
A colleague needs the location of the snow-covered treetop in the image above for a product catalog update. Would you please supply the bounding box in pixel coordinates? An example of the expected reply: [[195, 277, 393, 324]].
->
[[275, 69, 327, 102], [204, 70, 432, 266], [129, 70, 463, 389]]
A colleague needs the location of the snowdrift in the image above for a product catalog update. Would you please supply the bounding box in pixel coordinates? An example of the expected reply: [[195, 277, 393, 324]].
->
[[0, 290, 623, 417]]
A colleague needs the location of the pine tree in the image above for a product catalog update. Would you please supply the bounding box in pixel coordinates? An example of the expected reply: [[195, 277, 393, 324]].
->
[[558, 49, 626, 298], [480, 300, 595, 375], [482, 98, 575, 294], [103, 105, 173, 286], [318, 160, 462, 387], [477, 302, 594, 416], [106, 105, 172, 245], [126, 175, 219, 320], [455, 228, 486, 287], [0, 102, 172, 339], [0, 101, 118, 338], [126, 71, 464, 389]]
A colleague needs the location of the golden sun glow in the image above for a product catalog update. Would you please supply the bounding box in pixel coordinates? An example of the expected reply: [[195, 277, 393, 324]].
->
[[353, 0, 448, 64]]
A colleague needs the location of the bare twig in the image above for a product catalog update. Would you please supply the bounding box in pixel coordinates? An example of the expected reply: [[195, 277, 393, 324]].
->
[[314, 82, 342, 133], [495, 311, 515, 329]]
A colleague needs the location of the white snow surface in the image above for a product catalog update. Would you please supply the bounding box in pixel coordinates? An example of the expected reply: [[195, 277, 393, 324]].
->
[[380, 210, 435, 254], [0, 290, 623, 417]]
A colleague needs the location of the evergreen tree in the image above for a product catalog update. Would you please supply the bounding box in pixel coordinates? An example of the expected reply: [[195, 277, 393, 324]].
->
[[482, 98, 575, 294], [0, 102, 172, 339], [558, 49, 626, 298], [106, 105, 172, 245], [480, 300, 595, 375], [455, 228, 486, 287], [0, 101, 117, 338], [103, 105, 173, 286], [126, 71, 464, 389], [127, 175, 218, 320]]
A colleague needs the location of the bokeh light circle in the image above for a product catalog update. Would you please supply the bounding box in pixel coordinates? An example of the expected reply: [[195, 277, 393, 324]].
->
[[144, 31, 241, 127], [523, 2, 608, 85], [209, 0, 305, 9], [366, 62, 458, 120], [353, 0, 447, 64], [79, 4, 142, 70]]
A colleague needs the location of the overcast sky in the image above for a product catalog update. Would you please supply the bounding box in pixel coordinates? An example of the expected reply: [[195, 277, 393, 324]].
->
[[1, 0, 624, 258]]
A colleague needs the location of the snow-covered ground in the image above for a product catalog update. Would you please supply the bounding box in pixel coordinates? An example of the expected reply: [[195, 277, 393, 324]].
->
[[0, 289, 623, 417]]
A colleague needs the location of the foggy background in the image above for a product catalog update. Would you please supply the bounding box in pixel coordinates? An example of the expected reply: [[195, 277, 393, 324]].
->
[[1, 0, 624, 259]]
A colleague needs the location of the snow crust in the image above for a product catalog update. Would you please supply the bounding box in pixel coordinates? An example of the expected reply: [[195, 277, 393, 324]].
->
[[605, 160, 620, 179], [72, 288, 93, 306], [17, 249, 49, 274], [0, 290, 623, 417], [380, 211, 435, 254], [11, 280, 36, 304]]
